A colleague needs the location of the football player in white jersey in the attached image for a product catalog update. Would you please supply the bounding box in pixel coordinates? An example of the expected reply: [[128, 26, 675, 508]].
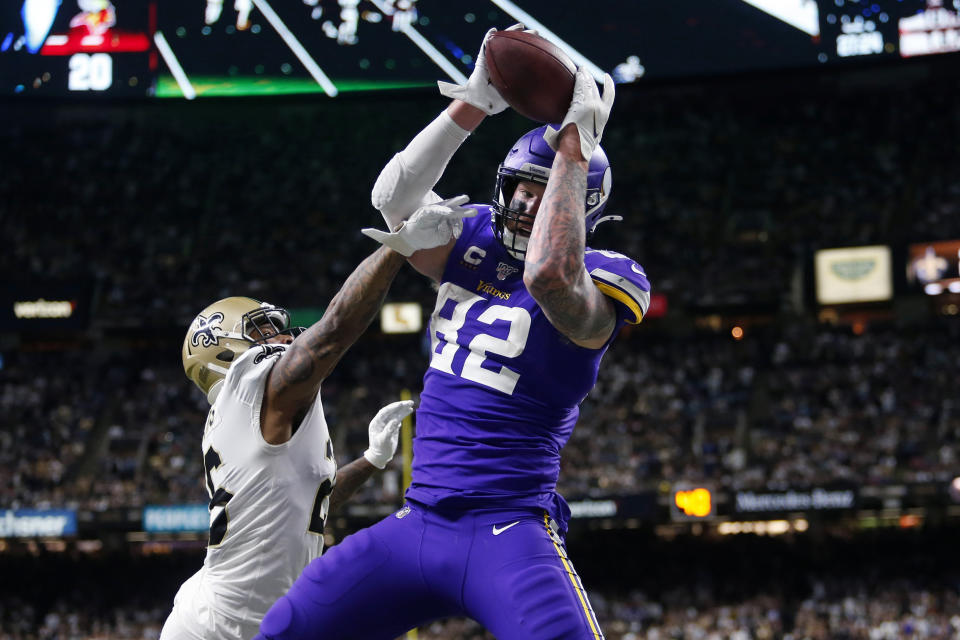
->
[[159, 196, 477, 640]]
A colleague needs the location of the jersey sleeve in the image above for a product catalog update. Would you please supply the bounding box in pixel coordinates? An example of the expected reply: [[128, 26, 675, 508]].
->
[[442, 204, 494, 284], [584, 249, 651, 325], [222, 344, 287, 407]]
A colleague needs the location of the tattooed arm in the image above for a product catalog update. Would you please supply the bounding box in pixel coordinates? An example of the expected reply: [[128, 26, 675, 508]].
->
[[260, 246, 406, 444], [523, 124, 616, 350]]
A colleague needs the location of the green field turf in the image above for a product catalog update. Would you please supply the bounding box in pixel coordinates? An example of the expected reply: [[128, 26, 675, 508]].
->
[[156, 75, 433, 98]]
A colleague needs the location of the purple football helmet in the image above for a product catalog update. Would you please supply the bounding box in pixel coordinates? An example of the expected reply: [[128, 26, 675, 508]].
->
[[492, 125, 614, 259]]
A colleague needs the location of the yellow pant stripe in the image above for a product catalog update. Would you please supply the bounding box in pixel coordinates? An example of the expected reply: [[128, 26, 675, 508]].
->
[[543, 514, 603, 639]]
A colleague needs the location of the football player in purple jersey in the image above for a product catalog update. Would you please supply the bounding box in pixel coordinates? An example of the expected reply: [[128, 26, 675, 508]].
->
[[255, 26, 650, 640]]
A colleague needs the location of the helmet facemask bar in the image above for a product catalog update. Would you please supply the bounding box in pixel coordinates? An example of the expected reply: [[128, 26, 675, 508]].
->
[[583, 182, 612, 243], [240, 305, 305, 344], [492, 166, 550, 260], [492, 165, 611, 258]]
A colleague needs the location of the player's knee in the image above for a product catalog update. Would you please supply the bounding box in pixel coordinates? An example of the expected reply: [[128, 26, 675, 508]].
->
[[258, 596, 295, 639]]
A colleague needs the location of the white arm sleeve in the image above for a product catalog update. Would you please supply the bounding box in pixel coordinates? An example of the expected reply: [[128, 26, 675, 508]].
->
[[371, 110, 470, 229]]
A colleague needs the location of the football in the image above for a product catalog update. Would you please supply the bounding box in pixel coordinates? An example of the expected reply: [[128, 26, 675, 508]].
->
[[485, 30, 576, 124]]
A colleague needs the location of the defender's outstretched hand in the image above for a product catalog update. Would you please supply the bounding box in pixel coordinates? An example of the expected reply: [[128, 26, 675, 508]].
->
[[543, 68, 615, 161], [438, 23, 530, 115], [363, 400, 415, 469], [361, 195, 476, 256]]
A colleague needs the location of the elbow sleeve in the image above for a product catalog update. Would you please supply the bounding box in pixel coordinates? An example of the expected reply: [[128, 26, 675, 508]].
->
[[370, 110, 470, 228]]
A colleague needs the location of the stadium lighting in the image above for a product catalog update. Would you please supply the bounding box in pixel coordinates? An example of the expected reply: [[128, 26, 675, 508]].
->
[[739, 0, 821, 36], [949, 477, 960, 502], [717, 519, 808, 536], [153, 31, 196, 99], [250, 0, 339, 96], [367, 0, 469, 85]]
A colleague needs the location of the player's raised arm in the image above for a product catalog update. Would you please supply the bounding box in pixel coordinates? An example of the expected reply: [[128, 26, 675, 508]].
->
[[369, 26, 523, 281], [259, 246, 404, 444], [260, 201, 470, 444], [524, 69, 618, 350]]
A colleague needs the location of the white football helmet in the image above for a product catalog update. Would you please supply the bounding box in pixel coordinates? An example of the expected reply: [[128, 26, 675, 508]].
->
[[181, 296, 304, 403]]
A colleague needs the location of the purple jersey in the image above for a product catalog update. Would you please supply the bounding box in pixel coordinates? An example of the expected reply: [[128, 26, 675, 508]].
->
[[407, 207, 651, 526]]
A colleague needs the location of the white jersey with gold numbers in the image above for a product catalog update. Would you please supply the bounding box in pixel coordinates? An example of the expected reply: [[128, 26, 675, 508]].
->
[[160, 344, 336, 640]]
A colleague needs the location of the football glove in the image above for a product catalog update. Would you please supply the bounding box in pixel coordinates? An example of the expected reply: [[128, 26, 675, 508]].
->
[[438, 23, 531, 115], [361, 195, 476, 256], [363, 399, 415, 469], [543, 67, 616, 162]]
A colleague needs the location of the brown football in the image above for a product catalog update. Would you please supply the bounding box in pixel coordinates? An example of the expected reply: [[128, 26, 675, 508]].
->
[[485, 30, 576, 124]]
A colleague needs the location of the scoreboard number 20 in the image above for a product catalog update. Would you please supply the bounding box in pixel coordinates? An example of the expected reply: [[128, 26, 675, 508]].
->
[[68, 53, 113, 92]]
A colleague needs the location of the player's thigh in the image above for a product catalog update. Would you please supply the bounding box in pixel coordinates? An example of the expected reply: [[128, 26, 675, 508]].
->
[[465, 514, 604, 640], [159, 574, 209, 640], [159, 609, 202, 640], [258, 505, 453, 640]]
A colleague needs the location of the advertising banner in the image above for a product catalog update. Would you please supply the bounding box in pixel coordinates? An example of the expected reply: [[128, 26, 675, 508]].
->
[[815, 246, 892, 304], [143, 504, 209, 533], [734, 488, 856, 514], [0, 509, 78, 537]]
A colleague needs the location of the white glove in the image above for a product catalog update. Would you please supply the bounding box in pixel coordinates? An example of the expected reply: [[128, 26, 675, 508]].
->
[[543, 68, 615, 161], [437, 23, 529, 115], [363, 400, 415, 469], [205, 0, 223, 25], [361, 195, 476, 256]]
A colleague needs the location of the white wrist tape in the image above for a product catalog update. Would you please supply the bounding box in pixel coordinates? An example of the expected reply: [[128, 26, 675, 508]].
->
[[371, 110, 470, 228]]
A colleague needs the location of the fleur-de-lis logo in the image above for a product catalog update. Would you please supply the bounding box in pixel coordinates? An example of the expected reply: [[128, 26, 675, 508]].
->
[[253, 344, 286, 364], [496, 261, 519, 281], [191, 312, 224, 348]]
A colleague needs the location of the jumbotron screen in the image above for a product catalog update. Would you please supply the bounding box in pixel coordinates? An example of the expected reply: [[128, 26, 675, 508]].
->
[[2, 0, 958, 98], [907, 239, 960, 295]]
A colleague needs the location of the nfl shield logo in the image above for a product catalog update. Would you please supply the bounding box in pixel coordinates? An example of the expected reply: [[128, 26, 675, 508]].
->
[[496, 262, 519, 281]]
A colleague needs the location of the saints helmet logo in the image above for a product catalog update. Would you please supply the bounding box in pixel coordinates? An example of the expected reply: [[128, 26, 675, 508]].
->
[[496, 261, 520, 281], [191, 312, 224, 348]]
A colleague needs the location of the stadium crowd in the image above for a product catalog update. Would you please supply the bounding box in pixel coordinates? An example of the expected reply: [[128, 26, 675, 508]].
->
[[3, 318, 957, 511], [6, 585, 960, 640], [4, 528, 960, 639], [2, 72, 960, 506], [3, 73, 960, 325], [2, 48, 960, 639], [565, 319, 960, 496]]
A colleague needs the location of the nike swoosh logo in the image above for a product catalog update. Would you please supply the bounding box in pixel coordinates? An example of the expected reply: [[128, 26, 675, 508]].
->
[[492, 521, 520, 536], [631, 263, 646, 276]]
